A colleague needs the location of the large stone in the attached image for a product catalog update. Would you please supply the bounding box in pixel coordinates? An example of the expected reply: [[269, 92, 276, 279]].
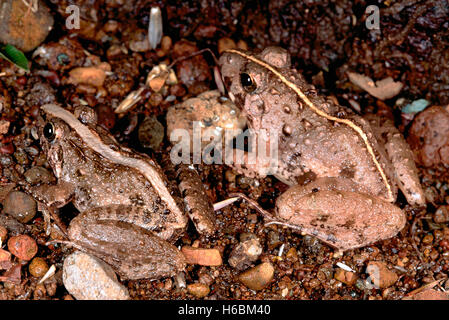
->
[[63, 251, 130, 300], [0, 0, 54, 52]]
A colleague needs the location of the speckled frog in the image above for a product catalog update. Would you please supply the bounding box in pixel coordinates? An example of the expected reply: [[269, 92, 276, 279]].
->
[[219, 47, 426, 250], [30, 104, 215, 279]]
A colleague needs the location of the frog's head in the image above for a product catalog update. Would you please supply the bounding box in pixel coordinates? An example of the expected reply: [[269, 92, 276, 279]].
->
[[218, 46, 291, 112], [36, 105, 72, 178], [37, 104, 98, 178]]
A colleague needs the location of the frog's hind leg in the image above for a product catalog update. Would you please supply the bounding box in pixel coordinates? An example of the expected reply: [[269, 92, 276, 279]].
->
[[275, 179, 406, 251], [71, 204, 181, 241], [67, 206, 186, 280], [365, 114, 426, 206]]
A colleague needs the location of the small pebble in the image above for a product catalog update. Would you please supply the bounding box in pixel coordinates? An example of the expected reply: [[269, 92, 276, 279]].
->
[[68, 66, 107, 87], [218, 37, 236, 54], [407, 106, 449, 167], [103, 20, 119, 33], [286, 248, 299, 262], [334, 268, 358, 286], [0, 215, 26, 234], [422, 234, 434, 245], [29, 257, 49, 278], [0, 143, 14, 155], [434, 205, 449, 223], [0, 248, 11, 262], [161, 36, 172, 53], [63, 251, 130, 300], [7, 235, 38, 260], [181, 246, 222, 266], [187, 283, 210, 298], [237, 40, 248, 51], [0, 225, 7, 242], [228, 237, 262, 270], [129, 28, 150, 52], [24, 166, 55, 185], [0, 120, 10, 135], [366, 261, 398, 289], [3, 190, 37, 223], [238, 262, 274, 291], [138, 116, 164, 150], [33, 283, 46, 299]]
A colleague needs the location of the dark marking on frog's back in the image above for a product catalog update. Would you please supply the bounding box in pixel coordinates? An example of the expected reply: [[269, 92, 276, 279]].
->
[[129, 194, 145, 206], [339, 165, 356, 179], [296, 171, 317, 185]]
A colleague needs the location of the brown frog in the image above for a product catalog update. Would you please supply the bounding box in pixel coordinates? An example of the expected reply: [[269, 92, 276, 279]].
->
[[218, 47, 426, 251], [30, 104, 215, 280]]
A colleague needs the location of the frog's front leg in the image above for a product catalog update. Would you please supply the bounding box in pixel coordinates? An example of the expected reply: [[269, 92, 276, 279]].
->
[[26, 181, 75, 235], [68, 205, 186, 280], [273, 177, 406, 251]]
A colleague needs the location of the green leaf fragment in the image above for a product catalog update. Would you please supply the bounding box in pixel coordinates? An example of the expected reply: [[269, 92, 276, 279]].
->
[[0, 44, 29, 71]]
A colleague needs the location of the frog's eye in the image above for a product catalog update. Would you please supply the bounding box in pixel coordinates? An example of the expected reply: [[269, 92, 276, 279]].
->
[[43, 122, 56, 142], [240, 73, 257, 92]]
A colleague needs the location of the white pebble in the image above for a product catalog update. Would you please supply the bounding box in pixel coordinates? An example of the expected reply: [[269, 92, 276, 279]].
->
[[148, 7, 163, 50]]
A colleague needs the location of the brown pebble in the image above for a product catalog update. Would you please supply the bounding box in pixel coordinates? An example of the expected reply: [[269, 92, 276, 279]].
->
[[68, 66, 106, 87], [33, 283, 46, 299], [422, 234, 434, 245], [149, 77, 166, 92], [103, 20, 119, 33], [238, 262, 274, 291], [237, 40, 248, 51], [7, 235, 38, 261], [434, 205, 449, 223], [286, 248, 299, 262], [187, 283, 210, 298], [366, 261, 398, 289], [407, 106, 449, 167], [0, 248, 11, 262], [181, 246, 222, 266], [161, 36, 172, 53], [334, 268, 358, 286], [0, 226, 7, 242], [29, 257, 49, 278], [0, 143, 14, 154], [170, 83, 186, 97], [3, 191, 37, 223], [218, 37, 236, 54]]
